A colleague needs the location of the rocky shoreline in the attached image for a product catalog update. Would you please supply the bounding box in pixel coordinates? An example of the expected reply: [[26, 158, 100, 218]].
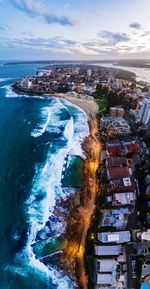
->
[[31, 113, 101, 289], [11, 81, 100, 288]]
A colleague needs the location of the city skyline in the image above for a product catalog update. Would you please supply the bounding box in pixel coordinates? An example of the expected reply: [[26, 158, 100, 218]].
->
[[1, 0, 150, 60]]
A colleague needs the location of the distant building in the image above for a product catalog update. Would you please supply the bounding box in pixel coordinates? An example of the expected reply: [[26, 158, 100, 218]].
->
[[87, 68, 92, 78], [98, 231, 131, 244], [139, 99, 150, 125], [21, 78, 32, 90]]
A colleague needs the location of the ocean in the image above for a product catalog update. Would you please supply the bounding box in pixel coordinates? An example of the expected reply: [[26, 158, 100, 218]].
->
[[0, 63, 89, 289]]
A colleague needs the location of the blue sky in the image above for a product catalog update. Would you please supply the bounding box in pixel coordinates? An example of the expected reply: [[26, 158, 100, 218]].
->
[[1, 0, 150, 60]]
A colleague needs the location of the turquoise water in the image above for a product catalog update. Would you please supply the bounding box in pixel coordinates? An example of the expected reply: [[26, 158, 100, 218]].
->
[[0, 62, 89, 289]]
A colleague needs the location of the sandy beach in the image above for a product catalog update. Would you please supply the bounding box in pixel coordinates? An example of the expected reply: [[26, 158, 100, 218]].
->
[[53, 93, 99, 118]]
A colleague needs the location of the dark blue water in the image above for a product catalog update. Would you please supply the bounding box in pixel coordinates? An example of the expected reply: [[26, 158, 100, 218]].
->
[[0, 63, 88, 289]]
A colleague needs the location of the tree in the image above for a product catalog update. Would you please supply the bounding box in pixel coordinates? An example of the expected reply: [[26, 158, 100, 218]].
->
[[142, 86, 149, 93]]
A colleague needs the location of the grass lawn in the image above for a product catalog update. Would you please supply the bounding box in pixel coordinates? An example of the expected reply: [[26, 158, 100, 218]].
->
[[96, 98, 107, 114]]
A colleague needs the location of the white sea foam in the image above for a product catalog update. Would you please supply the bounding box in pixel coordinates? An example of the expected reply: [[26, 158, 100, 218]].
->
[[27, 97, 89, 240], [31, 107, 52, 138], [61, 98, 89, 158], [3, 84, 47, 99], [7, 95, 88, 289], [2, 84, 19, 98], [0, 77, 12, 82], [6, 245, 74, 289]]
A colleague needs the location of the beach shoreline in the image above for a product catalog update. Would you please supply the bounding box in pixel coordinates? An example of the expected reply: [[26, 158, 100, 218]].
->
[[9, 81, 101, 288], [30, 94, 101, 288], [52, 93, 99, 119], [47, 105, 102, 288]]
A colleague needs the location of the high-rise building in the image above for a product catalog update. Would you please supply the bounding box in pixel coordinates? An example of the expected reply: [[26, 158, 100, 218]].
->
[[87, 68, 92, 78], [139, 99, 150, 125], [139, 100, 147, 120]]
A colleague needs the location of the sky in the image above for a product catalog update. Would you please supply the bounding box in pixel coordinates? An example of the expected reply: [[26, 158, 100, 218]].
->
[[1, 0, 150, 60]]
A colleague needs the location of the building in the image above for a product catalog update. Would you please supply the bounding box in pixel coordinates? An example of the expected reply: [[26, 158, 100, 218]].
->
[[100, 208, 130, 230], [107, 156, 127, 167], [98, 231, 131, 244], [109, 107, 125, 118], [94, 244, 123, 256], [94, 260, 127, 289], [108, 191, 136, 206], [87, 68, 92, 78], [109, 177, 136, 193], [139, 99, 150, 125], [21, 78, 32, 90], [100, 117, 131, 136], [141, 261, 150, 285], [141, 230, 150, 241], [95, 258, 118, 272], [107, 167, 132, 180]]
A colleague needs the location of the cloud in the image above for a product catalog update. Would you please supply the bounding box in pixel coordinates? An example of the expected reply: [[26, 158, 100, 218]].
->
[[0, 24, 10, 33], [10, 0, 74, 26], [1, 29, 150, 59], [98, 31, 130, 44], [142, 31, 150, 37], [129, 22, 142, 29]]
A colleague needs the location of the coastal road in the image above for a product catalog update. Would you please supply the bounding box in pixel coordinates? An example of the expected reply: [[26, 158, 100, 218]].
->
[[76, 115, 102, 289]]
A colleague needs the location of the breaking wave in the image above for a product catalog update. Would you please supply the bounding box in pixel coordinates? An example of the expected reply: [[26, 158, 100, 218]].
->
[[3, 86, 89, 289]]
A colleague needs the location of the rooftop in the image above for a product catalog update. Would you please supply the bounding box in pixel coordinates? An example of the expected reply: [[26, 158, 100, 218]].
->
[[94, 244, 123, 256], [100, 208, 130, 230], [112, 191, 136, 206], [107, 167, 131, 180], [98, 231, 131, 244], [95, 258, 118, 272]]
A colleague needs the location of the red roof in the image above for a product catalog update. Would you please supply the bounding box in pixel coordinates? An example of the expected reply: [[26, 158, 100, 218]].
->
[[110, 185, 135, 193], [126, 144, 141, 154], [108, 147, 124, 156], [108, 167, 131, 179]]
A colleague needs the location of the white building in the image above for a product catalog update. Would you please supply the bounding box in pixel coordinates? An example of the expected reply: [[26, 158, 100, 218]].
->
[[98, 231, 131, 244], [139, 99, 150, 125], [87, 68, 92, 78], [21, 78, 32, 90]]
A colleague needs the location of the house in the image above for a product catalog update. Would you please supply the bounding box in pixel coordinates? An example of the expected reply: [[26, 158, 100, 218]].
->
[[95, 258, 118, 272], [108, 146, 124, 157], [100, 208, 130, 230], [125, 143, 141, 155], [142, 230, 150, 241], [107, 156, 127, 167], [100, 117, 131, 137], [93, 257, 127, 288], [109, 177, 136, 193], [109, 191, 136, 206], [98, 231, 131, 244], [94, 244, 123, 256], [107, 167, 132, 180], [141, 261, 150, 282]]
